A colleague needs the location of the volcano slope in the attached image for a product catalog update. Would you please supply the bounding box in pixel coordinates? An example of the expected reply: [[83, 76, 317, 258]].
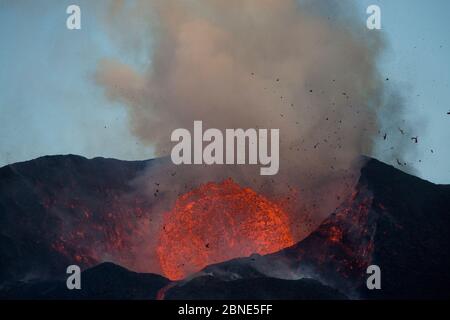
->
[[0, 155, 156, 285], [0, 156, 449, 299]]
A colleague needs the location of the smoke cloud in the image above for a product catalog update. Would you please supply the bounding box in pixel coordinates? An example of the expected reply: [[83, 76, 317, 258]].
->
[[94, 0, 393, 238]]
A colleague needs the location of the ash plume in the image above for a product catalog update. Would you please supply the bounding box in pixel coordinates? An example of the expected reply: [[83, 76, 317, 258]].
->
[[94, 0, 406, 237]]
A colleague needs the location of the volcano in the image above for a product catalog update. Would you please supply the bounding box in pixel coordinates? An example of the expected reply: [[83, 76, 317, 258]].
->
[[0, 155, 449, 299]]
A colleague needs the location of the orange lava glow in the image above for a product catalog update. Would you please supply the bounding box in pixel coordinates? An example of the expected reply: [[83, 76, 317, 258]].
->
[[157, 178, 295, 280]]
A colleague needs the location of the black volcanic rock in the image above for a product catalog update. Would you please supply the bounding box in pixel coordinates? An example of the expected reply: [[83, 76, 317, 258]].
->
[[357, 159, 450, 298], [164, 276, 347, 300], [0, 262, 169, 300], [0, 262, 344, 300]]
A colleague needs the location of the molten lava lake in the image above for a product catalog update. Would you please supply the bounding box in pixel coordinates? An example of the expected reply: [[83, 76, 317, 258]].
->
[[156, 178, 295, 280]]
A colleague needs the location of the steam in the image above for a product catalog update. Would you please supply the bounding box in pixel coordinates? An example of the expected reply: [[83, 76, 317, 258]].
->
[[95, 0, 392, 237]]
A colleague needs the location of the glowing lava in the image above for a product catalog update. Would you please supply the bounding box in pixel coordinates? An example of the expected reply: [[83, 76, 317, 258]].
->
[[157, 178, 294, 280]]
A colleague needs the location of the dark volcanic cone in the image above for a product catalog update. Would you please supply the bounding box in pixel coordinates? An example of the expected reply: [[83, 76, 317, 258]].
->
[[1, 156, 449, 299]]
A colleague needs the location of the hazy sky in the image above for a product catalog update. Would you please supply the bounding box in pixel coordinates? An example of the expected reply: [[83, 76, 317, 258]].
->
[[0, 0, 449, 183]]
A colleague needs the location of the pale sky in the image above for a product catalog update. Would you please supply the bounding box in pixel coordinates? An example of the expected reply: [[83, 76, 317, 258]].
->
[[0, 0, 449, 183]]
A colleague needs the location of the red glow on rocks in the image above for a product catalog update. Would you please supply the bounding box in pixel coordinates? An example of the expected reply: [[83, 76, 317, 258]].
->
[[328, 226, 343, 243]]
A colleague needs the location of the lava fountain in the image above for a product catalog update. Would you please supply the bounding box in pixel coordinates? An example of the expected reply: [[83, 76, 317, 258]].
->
[[157, 178, 295, 280]]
